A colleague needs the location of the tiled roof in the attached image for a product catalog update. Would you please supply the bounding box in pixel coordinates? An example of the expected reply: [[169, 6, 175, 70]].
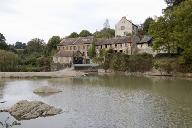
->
[[139, 35, 152, 44], [58, 36, 94, 46], [95, 36, 140, 46], [54, 51, 77, 57]]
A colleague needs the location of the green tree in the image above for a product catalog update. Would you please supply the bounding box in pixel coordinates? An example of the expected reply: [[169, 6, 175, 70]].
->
[[0, 33, 8, 50], [0, 50, 18, 71], [15, 42, 26, 49], [46, 36, 61, 56], [172, 0, 192, 63], [94, 28, 115, 39], [165, 0, 185, 6], [142, 17, 154, 35], [149, 16, 177, 54], [26, 38, 45, 54], [88, 43, 96, 59], [79, 30, 92, 37], [68, 32, 79, 38]]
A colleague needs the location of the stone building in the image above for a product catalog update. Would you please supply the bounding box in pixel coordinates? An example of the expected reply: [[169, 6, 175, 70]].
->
[[115, 16, 138, 37], [53, 36, 143, 65], [95, 36, 140, 55], [137, 35, 154, 55], [53, 36, 94, 64]]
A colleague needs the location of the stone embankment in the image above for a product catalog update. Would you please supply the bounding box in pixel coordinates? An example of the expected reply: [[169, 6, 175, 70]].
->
[[0, 70, 86, 78], [1, 100, 62, 120]]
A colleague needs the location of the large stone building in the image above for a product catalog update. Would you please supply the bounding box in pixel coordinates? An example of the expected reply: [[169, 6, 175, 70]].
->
[[53, 17, 155, 65], [115, 16, 138, 37], [53, 36, 147, 64]]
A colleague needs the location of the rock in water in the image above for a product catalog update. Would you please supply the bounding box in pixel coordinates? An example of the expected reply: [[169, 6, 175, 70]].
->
[[2, 100, 62, 120], [33, 86, 62, 94]]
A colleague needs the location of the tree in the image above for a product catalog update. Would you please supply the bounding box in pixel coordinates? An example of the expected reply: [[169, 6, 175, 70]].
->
[[26, 38, 45, 54], [94, 28, 115, 39], [79, 30, 92, 37], [88, 43, 96, 59], [172, 0, 192, 63], [0, 33, 8, 50], [0, 50, 18, 71], [142, 17, 154, 35], [149, 16, 177, 54], [165, 0, 185, 6], [68, 32, 79, 38], [46, 36, 61, 56], [15, 42, 26, 49]]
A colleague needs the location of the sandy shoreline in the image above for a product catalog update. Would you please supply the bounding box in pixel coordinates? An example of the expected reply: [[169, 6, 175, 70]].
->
[[0, 71, 85, 78]]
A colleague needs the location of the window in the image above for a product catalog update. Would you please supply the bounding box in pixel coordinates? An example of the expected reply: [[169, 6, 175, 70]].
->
[[73, 46, 76, 50], [120, 50, 123, 53], [120, 44, 122, 48], [121, 26, 125, 30], [115, 44, 117, 48], [101, 45, 102, 49], [70, 46, 72, 50], [105, 45, 107, 48]]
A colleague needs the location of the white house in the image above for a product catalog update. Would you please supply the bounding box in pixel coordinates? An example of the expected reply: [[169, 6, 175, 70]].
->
[[115, 16, 138, 37]]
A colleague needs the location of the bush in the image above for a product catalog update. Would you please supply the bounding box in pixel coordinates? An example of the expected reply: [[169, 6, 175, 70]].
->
[[128, 53, 153, 72], [153, 58, 178, 74], [0, 50, 18, 72], [102, 53, 153, 72]]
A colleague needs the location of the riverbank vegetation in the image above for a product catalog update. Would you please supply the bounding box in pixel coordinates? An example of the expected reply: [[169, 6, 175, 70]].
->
[[0, 35, 61, 72]]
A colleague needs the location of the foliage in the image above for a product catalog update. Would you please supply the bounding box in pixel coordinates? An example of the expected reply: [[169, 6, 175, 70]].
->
[[102, 53, 153, 72], [46, 36, 61, 56], [15, 42, 26, 49], [153, 58, 178, 74], [0, 33, 8, 50], [88, 43, 96, 59], [150, 0, 192, 65], [142, 17, 154, 35], [0, 50, 18, 72], [149, 16, 177, 54], [26, 38, 45, 54], [165, 0, 185, 6], [79, 30, 92, 37], [68, 32, 79, 38], [94, 28, 115, 39]]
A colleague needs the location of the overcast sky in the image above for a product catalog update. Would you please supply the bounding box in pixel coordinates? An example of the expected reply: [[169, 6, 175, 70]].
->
[[0, 0, 167, 44]]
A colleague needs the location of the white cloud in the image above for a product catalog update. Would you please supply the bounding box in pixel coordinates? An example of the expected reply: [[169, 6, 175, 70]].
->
[[0, 0, 166, 44]]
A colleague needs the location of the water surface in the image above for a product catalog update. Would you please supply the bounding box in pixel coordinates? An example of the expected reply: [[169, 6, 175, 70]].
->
[[0, 75, 192, 128]]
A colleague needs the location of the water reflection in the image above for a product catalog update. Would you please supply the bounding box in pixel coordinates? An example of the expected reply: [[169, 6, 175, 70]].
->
[[0, 76, 192, 128]]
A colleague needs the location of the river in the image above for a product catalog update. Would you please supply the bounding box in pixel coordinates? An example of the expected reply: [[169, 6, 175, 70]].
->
[[0, 75, 192, 128]]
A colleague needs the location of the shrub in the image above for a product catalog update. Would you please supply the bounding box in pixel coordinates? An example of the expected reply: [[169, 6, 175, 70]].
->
[[0, 50, 18, 72]]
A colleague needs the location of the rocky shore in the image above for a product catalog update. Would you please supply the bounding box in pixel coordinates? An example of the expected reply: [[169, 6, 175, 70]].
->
[[0, 70, 86, 78], [1, 100, 62, 120]]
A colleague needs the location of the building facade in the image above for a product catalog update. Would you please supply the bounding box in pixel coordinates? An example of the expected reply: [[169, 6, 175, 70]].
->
[[115, 17, 138, 37], [53, 36, 146, 64]]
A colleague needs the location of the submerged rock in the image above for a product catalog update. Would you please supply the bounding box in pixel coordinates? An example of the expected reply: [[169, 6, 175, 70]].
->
[[1, 100, 62, 120], [33, 86, 62, 94]]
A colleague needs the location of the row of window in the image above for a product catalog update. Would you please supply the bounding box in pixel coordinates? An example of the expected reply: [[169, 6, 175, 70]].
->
[[58, 43, 131, 51], [59, 45, 90, 51], [98, 43, 131, 49]]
